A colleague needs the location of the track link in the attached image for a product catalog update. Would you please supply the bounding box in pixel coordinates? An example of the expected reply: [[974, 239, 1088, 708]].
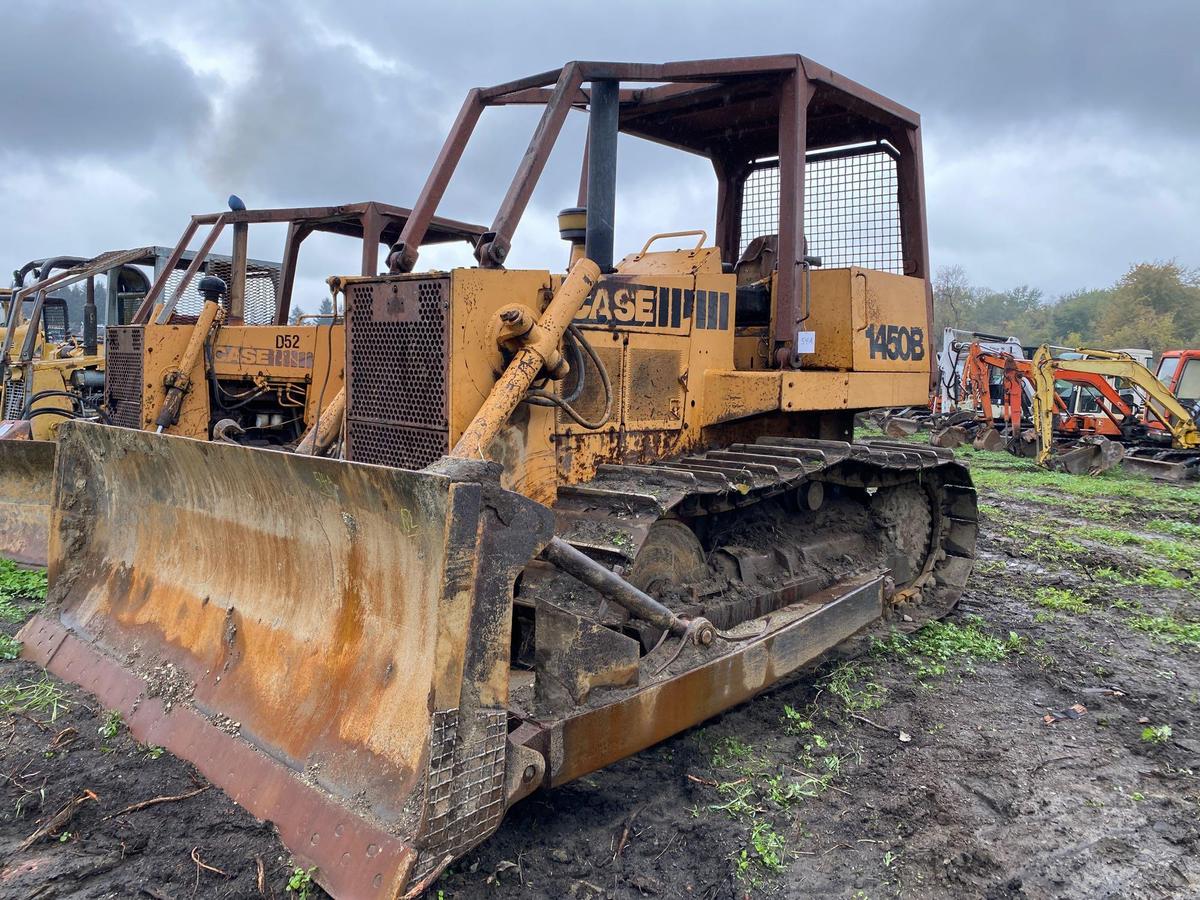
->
[[551, 436, 978, 631]]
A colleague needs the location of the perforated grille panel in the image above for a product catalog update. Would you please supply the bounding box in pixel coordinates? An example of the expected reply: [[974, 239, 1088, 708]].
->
[[2, 378, 27, 420], [103, 327, 144, 429], [345, 277, 450, 470], [163, 263, 281, 324], [739, 146, 903, 273]]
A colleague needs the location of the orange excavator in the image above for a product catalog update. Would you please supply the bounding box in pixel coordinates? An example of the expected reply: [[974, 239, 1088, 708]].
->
[[961, 342, 1139, 442]]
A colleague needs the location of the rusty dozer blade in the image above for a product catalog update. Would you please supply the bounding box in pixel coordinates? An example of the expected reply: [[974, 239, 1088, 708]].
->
[[0, 438, 55, 566], [19, 421, 554, 899]]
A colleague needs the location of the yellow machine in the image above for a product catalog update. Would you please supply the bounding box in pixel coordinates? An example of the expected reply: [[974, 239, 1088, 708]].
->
[[24, 58, 977, 898], [0, 205, 480, 566], [0, 251, 143, 566], [1, 255, 110, 437], [1031, 345, 1200, 478]]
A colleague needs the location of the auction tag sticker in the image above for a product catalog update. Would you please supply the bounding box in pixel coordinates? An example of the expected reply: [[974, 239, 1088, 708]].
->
[[795, 330, 816, 354]]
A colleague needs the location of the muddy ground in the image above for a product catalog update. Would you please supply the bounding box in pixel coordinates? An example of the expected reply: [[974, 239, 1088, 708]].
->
[[1, 441, 1198, 899]]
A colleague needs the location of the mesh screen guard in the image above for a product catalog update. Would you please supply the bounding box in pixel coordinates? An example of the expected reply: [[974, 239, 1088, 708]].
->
[[739, 144, 903, 274]]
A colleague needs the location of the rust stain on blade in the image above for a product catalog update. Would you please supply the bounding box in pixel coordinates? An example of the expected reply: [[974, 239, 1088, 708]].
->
[[19, 615, 417, 899], [44, 422, 459, 822], [0, 440, 55, 567]]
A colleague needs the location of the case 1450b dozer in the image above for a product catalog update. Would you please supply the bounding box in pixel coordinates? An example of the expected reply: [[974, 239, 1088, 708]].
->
[[21, 57, 978, 898]]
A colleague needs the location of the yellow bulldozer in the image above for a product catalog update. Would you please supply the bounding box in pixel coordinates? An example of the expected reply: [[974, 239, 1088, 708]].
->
[[21, 57, 977, 898], [0, 203, 481, 566], [0, 248, 162, 565]]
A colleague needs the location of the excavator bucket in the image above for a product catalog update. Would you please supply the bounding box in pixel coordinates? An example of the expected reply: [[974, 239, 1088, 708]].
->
[[19, 422, 554, 899], [0, 438, 55, 566]]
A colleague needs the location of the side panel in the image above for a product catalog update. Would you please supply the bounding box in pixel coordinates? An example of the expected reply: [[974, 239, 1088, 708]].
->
[[116, 323, 344, 439], [851, 269, 930, 374]]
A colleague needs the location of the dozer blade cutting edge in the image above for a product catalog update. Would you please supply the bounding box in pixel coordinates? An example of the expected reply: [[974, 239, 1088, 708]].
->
[[20, 421, 556, 898], [0, 439, 55, 566]]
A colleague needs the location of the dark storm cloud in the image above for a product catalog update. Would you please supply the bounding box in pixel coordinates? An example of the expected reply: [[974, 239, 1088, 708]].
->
[[1, 0, 1198, 298], [0, 2, 210, 158]]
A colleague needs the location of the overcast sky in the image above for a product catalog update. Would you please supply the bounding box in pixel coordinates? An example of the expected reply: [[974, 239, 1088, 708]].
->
[[3, 1, 1197, 312]]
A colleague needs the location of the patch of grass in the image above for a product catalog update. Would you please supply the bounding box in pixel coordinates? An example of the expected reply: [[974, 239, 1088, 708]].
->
[[1095, 566, 1194, 591], [0, 560, 47, 623], [1136, 568, 1193, 590], [286, 866, 318, 900], [823, 661, 885, 712], [0, 674, 68, 721], [875, 619, 1020, 679], [1071, 524, 1140, 546], [749, 821, 787, 873], [98, 710, 122, 740], [780, 704, 814, 736], [1034, 586, 1092, 615], [1146, 519, 1200, 540], [1143, 539, 1200, 567], [971, 463, 1200, 510], [0, 634, 20, 660], [1141, 724, 1172, 744], [1129, 615, 1200, 649]]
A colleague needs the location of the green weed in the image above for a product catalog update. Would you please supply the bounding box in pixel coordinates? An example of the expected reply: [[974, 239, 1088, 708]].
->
[[711, 781, 759, 819], [0, 674, 68, 721], [875, 620, 1019, 679], [98, 710, 122, 741], [0, 634, 20, 660], [1034, 586, 1092, 615], [1129, 615, 1200, 649], [711, 736, 756, 770], [824, 661, 885, 712], [780, 704, 814, 735], [749, 821, 787, 873], [286, 866, 318, 900], [1141, 724, 1172, 744]]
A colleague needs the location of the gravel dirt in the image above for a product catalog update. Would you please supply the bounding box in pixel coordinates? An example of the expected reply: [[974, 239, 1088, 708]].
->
[[1, 442, 1198, 899]]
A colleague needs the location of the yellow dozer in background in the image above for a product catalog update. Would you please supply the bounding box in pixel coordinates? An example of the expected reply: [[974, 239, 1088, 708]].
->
[[0, 249, 157, 565], [21, 57, 977, 898], [0, 203, 481, 566]]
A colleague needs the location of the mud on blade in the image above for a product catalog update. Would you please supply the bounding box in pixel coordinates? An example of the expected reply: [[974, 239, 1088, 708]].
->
[[0, 439, 54, 567], [20, 422, 554, 898]]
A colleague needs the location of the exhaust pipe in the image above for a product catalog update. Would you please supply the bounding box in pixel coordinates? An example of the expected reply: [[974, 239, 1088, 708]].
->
[[83, 275, 98, 356], [584, 79, 618, 272]]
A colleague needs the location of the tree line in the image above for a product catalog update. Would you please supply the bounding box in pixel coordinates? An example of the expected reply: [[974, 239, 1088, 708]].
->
[[933, 261, 1200, 353]]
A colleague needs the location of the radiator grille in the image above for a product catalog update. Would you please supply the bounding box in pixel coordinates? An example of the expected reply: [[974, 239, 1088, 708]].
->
[[345, 277, 450, 470], [103, 327, 145, 429], [2, 377, 27, 420]]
